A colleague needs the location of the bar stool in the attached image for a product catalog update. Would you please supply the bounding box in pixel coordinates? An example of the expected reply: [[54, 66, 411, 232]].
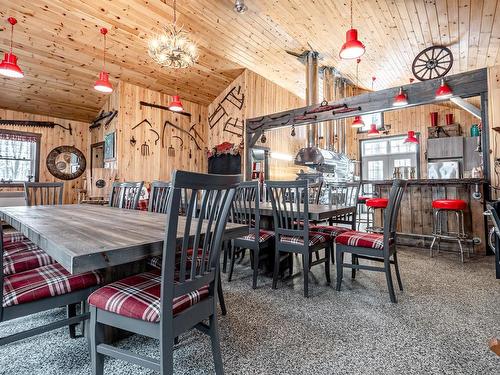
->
[[430, 199, 468, 262], [365, 197, 388, 233]]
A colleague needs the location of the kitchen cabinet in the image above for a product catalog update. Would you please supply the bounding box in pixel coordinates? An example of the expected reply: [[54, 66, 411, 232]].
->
[[427, 136, 464, 159]]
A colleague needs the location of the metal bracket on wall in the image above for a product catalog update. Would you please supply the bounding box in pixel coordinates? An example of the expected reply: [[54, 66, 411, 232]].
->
[[0, 119, 73, 135], [89, 110, 118, 131]]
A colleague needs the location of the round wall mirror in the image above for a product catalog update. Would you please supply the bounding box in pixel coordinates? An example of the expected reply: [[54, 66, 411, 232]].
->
[[46, 146, 86, 180]]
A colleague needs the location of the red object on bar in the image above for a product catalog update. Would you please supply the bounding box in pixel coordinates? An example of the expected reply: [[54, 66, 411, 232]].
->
[[366, 198, 388, 209], [430, 112, 438, 127], [432, 199, 467, 211], [445, 113, 454, 125]]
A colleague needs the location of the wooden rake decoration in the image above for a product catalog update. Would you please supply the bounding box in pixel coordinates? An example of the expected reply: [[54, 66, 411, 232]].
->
[[161, 120, 201, 150]]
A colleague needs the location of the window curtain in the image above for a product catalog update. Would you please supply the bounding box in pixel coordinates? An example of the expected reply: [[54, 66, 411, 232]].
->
[[0, 131, 38, 143]]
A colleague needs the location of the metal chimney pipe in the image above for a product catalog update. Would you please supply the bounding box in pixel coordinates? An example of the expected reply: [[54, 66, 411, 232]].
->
[[305, 51, 319, 148]]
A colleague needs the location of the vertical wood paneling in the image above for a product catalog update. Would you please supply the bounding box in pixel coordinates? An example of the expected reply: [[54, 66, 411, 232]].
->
[[0, 109, 88, 204]]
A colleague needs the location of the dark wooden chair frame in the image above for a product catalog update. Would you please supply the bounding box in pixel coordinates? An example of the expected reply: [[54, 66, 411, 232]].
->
[[335, 179, 407, 303], [24, 182, 64, 206], [109, 181, 144, 209], [90, 170, 240, 374], [228, 181, 272, 289], [266, 179, 331, 298]]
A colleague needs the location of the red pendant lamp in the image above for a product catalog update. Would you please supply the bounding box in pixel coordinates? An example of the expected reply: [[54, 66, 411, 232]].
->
[[0, 17, 24, 78], [404, 130, 419, 144], [352, 116, 364, 128], [393, 87, 408, 107], [435, 78, 452, 99], [339, 0, 365, 60], [367, 123, 379, 136], [94, 28, 113, 93], [168, 95, 184, 112]]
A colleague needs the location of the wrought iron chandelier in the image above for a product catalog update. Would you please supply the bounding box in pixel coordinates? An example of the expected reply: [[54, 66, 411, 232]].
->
[[148, 0, 198, 69]]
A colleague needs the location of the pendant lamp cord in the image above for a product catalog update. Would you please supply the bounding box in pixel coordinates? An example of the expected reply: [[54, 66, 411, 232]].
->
[[350, 0, 353, 29], [356, 58, 360, 94], [9, 21, 14, 53], [173, 0, 177, 24], [102, 32, 106, 71]]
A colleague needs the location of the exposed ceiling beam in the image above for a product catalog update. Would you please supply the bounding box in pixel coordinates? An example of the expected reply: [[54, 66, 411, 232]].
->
[[450, 97, 482, 119]]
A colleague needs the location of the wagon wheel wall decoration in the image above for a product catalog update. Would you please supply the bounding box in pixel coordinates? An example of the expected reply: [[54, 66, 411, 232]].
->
[[412, 46, 453, 81]]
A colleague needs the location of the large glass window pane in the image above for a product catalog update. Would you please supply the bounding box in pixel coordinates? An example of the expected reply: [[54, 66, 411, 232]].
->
[[367, 160, 384, 180], [0, 159, 33, 181], [363, 140, 388, 156], [390, 138, 417, 154], [0, 137, 37, 182], [0, 139, 33, 159]]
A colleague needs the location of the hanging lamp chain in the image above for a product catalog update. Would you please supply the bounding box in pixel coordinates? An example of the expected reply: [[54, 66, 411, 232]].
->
[[350, 0, 353, 29], [10, 21, 14, 53], [173, 0, 177, 24], [103, 31, 106, 71]]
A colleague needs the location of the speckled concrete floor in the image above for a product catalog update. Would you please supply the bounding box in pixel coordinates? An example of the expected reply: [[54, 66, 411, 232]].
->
[[0, 247, 499, 375]]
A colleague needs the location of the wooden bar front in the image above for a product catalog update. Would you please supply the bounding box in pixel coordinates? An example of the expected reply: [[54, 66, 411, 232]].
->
[[369, 179, 486, 254]]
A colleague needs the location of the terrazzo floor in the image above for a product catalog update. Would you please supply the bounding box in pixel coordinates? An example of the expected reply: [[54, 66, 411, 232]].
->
[[0, 247, 499, 375]]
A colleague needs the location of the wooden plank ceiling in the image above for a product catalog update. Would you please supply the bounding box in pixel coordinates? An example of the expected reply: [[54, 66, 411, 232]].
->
[[0, 0, 499, 122]]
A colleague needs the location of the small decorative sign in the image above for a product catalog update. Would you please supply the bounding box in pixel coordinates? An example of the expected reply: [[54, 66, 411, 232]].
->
[[104, 131, 115, 160]]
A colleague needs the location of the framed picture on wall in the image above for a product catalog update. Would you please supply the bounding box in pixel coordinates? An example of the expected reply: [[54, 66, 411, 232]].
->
[[104, 131, 115, 161]]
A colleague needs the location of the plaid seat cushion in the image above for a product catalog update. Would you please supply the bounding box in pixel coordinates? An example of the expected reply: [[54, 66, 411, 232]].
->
[[137, 199, 149, 211], [309, 225, 351, 238], [335, 231, 392, 250], [280, 231, 330, 246], [2, 239, 39, 257], [3, 263, 104, 308], [88, 270, 209, 323], [3, 231, 27, 245], [3, 248, 55, 276], [239, 229, 274, 243]]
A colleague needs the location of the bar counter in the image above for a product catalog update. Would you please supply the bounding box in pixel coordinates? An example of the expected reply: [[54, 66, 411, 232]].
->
[[363, 178, 487, 254]]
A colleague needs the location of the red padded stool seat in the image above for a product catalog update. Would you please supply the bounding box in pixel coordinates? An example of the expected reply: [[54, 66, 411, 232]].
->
[[366, 198, 388, 209], [432, 199, 467, 211]]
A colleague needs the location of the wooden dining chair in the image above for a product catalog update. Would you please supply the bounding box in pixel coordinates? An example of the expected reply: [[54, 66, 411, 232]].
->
[[310, 181, 361, 263], [24, 182, 64, 206], [227, 181, 274, 289], [266, 180, 332, 297], [0, 225, 104, 346], [108, 181, 144, 209], [335, 179, 407, 303], [88, 170, 240, 374]]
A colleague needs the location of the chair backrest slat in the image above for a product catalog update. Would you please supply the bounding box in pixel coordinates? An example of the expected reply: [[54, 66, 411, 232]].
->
[[230, 181, 260, 242], [24, 182, 64, 206], [327, 181, 361, 229], [148, 181, 172, 213], [383, 179, 408, 249], [109, 181, 144, 209]]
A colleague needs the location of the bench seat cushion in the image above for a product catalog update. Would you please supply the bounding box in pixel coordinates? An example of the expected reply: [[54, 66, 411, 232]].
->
[[88, 270, 209, 323], [3, 263, 103, 308], [3, 248, 55, 276]]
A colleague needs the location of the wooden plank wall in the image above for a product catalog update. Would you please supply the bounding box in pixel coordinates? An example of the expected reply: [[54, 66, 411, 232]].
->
[[92, 82, 208, 184], [0, 109, 88, 203], [488, 66, 500, 192], [346, 102, 480, 177]]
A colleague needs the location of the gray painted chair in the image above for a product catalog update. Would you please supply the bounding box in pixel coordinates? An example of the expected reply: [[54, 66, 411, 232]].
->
[[0, 225, 103, 346], [89, 170, 240, 374], [24, 182, 64, 206], [148, 181, 172, 213], [228, 181, 274, 289], [266, 179, 332, 298], [109, 181, 144, 209], [335, 179, 407, 303]]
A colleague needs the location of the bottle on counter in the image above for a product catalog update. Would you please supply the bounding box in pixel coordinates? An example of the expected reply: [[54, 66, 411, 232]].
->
[[471, 124, 480, 137]]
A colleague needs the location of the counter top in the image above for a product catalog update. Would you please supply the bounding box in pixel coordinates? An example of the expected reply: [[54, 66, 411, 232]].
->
[[362, 178, 484, 185]]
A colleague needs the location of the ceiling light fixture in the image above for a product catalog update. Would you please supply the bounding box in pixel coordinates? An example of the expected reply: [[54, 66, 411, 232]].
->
[[367, 123, 379, 136], [404, 130, 419, 144], [339, 0, 365, 59], [351, 116, 364, 128], [0, 17, 24, 78], [94, 28, 113, 93], [435, 78, 453, 100], [168, 94, 184, 112], [393, 87, 408, 107], [148, 0, 198, 69], [234, 0, 248, 13]]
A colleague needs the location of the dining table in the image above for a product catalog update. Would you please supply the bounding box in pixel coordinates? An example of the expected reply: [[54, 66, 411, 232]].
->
[[255, 202, 357, 223], [0, 204, 248, 275]]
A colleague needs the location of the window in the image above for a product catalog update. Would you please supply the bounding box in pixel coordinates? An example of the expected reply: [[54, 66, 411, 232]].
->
[[358, 112, 383, 133], [0, 130, 40, 183], [361, 134, 419, 181]]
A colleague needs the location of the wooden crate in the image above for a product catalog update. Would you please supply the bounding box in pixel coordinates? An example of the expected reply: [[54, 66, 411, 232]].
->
[[428, 124, 462, 138]]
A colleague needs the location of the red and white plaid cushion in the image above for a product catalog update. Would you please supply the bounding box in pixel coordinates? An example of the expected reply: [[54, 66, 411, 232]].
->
[[309, 225, 351, 238], [2, 240, 39, 257], [335, 231, 391, 250], [3, 263, 104, 308], [147, 248, 209, 274], [88, 270, 209, 323], [3, 248, 55, 276], [137, 199, 149, 211], [239, 229, 274, 243], [3, 231, 27, 245], [280, 231, 330, 246]]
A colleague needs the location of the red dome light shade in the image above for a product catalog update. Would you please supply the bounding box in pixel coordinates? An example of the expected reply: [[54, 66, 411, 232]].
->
[[393, 87, 408, 107], [367, 123, 379, 136], [0, 17, 24, 79], [169, 95, 184, 112], [94, 27, 113, 94], [351, 115, 364, 128], [435, 78, 452, 99], [94, 71, 113, 93], [404, 130, 419, 144], [339, 29, 365, 60]]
